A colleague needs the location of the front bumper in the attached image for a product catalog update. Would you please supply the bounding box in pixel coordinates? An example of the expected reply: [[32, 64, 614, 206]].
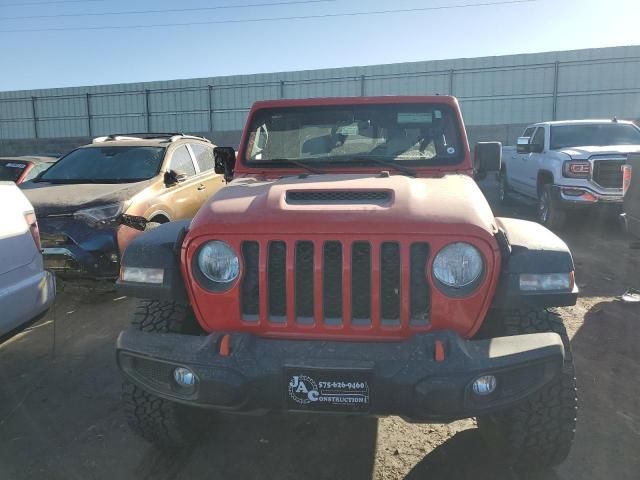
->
[[552, 184, 623, 209], [39, 218, 120, 280], [117, 330, 564, 422]]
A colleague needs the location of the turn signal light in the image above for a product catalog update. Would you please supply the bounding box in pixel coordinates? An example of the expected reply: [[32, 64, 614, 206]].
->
[[623, 165, 632, 196], [24, 211, 41, 251]]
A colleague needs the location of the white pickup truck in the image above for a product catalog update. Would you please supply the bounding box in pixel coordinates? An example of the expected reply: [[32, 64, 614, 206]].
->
[[500, 119, 640, 228]]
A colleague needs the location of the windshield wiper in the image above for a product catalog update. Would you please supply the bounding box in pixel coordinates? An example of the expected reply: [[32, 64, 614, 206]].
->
[[350, 157, 417, 177], [271, 158, 328, 175]]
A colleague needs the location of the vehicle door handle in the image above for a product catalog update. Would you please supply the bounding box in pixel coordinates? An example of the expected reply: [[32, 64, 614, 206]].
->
[[197, 185, 206, 191]]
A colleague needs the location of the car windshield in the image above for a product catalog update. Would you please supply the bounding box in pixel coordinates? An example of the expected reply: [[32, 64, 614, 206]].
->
[[0, 161, 29, 181], [244, 104, 463, 167], [38, 146, 165, 183], [550, 123, 640, 149]]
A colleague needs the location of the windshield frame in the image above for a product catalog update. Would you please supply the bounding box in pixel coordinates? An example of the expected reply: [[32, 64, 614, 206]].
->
[[549, 122, 640, 150], [238, 99, 470, 173], [37, 145, 167, 184]]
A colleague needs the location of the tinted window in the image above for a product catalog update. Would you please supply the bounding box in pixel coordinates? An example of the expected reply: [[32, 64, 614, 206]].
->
[[0, 161, 29, 182], [23, 163, 53, 181], [550, 123, 640, 150], [40, 147, 164, 184], [244, 103, 463, 167], [170, 145, 197, 177], [190, 144, 215, 172], [532, 127, 545, 148]]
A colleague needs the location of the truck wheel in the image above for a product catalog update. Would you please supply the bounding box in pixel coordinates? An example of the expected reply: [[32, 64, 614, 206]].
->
[[498, 172, 511, 204], [477, 308, 577, 469], [538, 185, 566, 229], [122, 300, 212, 448]]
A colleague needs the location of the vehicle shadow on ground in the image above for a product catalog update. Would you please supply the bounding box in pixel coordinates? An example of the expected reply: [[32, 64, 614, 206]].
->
[[134, 413, 379, 480], [404, 429, 559, 480]]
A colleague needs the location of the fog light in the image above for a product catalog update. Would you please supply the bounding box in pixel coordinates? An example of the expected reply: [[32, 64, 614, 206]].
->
[[173, 367, 197, 387], [472, 375, 496, 396]]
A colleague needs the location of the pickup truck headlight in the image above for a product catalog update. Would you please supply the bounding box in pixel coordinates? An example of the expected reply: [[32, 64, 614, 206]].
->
[[74, 202, 125, 224], [432, 242, 484, 292], [197, 240, 240, 285], [562, 160, 591, 178]]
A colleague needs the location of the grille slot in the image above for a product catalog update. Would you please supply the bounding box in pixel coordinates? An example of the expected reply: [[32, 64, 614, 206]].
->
[[593, 159, 625, 189], [351, 242, 371, 325], [295, 241, 315, 324], [380, 242, 401, 325], [268, 241, 287, 321], [286, 190, 390, 204], [240, 241, 259, 320], [323, 241, 343, 325], [410, 243, 431, 325]]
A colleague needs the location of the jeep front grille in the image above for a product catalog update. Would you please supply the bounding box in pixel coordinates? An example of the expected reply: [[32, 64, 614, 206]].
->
[[240, 239, 431, 331], [592, 158, 625, 189]]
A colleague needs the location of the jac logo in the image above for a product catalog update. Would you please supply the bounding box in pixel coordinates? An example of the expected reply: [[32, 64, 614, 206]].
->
[[288, 375, 320, 404]]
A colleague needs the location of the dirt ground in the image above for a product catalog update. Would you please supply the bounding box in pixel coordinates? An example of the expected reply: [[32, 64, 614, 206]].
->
[[1, 178, 639, 480]]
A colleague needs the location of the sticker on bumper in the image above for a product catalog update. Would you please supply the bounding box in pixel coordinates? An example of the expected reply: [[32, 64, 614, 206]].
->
[[286, 370, 370, 412]]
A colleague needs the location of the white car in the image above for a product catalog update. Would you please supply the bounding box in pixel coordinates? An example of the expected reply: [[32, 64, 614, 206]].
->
[[0, 182, 56, 338], [500, 119, 640, 228]]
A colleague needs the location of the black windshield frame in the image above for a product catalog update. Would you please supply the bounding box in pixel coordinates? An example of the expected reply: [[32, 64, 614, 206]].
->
[[38, 146, 166, 184], [550, 123, 640, 150], [242, 103, 465, 169]]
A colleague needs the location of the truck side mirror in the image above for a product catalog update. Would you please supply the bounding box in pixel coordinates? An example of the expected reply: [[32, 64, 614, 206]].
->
[[214, 147, 236, 182], [475, 142, 502, 175], [516, 137, 531, 154], [164, 170, 187, 186]]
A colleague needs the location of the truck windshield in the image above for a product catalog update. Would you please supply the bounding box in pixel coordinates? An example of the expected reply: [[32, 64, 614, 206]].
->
[[244, 104, 463, 167], [38, 146, 165, 184], [550, 123, 640, 150]]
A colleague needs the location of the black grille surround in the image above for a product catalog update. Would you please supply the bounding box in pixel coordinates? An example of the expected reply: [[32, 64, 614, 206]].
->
[[286, 190, 391, 204], [592, 158, 626, 189], [240, 240, 431, 330]]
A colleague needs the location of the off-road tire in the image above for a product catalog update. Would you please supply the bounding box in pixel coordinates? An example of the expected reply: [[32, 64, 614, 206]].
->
[[122, 300, 212, 448], [538, 184, 566, 230], [477, 308, 577, 469], [498, 171, 511, 205]]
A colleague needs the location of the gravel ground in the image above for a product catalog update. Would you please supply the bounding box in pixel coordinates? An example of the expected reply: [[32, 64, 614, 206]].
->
[[0, 178, 638, 480]]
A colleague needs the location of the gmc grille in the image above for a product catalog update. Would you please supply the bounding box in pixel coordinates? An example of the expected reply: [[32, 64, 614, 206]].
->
[[240, 240, 431, 330], [592, 159, 625, 189]]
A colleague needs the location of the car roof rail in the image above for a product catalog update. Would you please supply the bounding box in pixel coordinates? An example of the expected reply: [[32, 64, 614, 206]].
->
[[92, 133, 212, 144]]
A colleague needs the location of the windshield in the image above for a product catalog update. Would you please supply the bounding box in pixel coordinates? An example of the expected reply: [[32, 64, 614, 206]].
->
[[39, 146, 165, 183], [244, 104, 463, 167], [550, 123, 640, 149], [0, 161, 28, 182]]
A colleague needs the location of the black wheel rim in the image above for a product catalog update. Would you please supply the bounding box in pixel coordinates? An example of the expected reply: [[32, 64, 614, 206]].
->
[[539, 190, 549, 223], [499, 178, 506, 201]]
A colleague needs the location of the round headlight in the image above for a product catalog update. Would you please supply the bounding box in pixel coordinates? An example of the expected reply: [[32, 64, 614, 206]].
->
[[432, 242, 484, 289], [197, 241, 240, 284]]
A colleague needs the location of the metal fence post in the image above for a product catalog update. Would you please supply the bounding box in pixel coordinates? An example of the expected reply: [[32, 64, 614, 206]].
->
[[31, 96, 38, 138], [86, 93, 92, 136], [280, 80, 285, 99], [208, 85, 213, 133], [360, 75, 366, 96], [145, 89, 151, 132], [552, 61, 560, 120]]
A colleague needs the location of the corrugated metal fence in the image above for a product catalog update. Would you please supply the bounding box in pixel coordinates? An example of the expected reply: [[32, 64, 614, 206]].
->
[[1, 45, 639, 140]]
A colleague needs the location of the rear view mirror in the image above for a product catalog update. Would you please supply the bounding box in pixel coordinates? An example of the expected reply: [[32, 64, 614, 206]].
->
[[475, 142, 502, 174], [516, 137, 531, 154], [214, 147, 236, 182]]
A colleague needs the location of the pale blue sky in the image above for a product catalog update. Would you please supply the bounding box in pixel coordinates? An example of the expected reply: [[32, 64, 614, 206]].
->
[[0, 0, 638, 91]]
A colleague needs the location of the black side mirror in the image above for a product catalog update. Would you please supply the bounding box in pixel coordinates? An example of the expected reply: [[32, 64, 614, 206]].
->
[[214, 147, 236, 182], [516, 136, 531, 154], [475, 142, 502, 174], [164, 170, 187, 186]]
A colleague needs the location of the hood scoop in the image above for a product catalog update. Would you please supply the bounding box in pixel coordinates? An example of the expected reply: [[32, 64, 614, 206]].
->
[[285, 190, 391, 205]]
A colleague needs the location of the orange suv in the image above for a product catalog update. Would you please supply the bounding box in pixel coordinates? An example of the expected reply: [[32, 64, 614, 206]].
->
[[21, 133, 225, 280]]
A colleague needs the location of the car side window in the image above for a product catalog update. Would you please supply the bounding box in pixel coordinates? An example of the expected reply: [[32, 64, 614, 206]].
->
[[522, 127, 535, 138], [23, 163, 51, 181], [532, 127, 545, 149], [169, 145, 197, 177], [190, 144, 215, 173]]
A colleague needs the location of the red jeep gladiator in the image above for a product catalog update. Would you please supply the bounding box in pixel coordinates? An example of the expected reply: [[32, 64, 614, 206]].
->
[[116, 96, 578, 468]]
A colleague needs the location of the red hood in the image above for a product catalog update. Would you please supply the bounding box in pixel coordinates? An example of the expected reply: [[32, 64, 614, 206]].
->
[[189, 173, 498, 239]]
